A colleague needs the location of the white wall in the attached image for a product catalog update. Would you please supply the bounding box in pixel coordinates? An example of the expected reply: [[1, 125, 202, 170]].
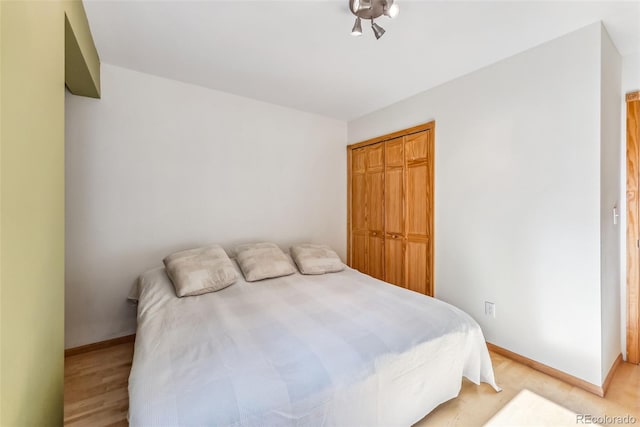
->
[[622, 52, 640, 91], [65, 64, 347, 348], [600, 26, 622, 380], [619, 51, 640, 360], [349, 24, 609, 385]]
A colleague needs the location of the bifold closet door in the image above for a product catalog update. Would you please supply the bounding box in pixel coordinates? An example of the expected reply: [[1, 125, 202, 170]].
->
[[348, 121, 434, 296], [405, 130, 433, 296], [384, 137, 404, 287], [366, 143, 385, 280], [351, 147, 368, 273]]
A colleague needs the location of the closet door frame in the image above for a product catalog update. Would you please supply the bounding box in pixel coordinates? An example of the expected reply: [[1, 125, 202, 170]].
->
[[627, 91, 640, 364], [347, 121, 435, 294]]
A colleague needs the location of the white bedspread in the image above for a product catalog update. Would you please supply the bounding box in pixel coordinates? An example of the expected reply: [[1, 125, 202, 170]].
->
[[129, 264, 499, 427]]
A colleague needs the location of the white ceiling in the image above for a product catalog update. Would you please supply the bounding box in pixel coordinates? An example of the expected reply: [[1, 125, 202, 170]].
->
[[84, 1, 640, 120]]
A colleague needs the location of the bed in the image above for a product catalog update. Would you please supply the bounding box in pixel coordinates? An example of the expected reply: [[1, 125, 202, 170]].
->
[[129, 262, 499, 426]]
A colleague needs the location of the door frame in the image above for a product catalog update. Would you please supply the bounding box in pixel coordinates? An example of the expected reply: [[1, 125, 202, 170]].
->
[[626, 90, 640, 364]]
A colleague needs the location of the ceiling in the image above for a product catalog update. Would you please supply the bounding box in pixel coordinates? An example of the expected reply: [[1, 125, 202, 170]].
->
[[84, 1, 640, 121]]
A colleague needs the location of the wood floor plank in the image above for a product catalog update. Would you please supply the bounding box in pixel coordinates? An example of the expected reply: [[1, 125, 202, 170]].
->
[[64, 341, 640, 426]]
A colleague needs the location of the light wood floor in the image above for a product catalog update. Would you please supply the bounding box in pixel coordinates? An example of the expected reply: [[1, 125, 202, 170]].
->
[[64, 342, 132, 426], [64, 342, 640, 426], [416, 352, 640, 426]]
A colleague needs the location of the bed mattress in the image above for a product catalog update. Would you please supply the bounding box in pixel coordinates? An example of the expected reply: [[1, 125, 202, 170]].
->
[[129, 263, 499, 426]]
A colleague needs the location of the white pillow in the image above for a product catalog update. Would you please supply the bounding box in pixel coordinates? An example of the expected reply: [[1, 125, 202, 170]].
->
[[163, 245, 238, 297], [291, 244, 344, 275], [235, 242, 296, 282]]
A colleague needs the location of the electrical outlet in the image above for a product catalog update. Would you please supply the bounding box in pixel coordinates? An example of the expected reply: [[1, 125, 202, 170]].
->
[[485, 301, 496, 318]]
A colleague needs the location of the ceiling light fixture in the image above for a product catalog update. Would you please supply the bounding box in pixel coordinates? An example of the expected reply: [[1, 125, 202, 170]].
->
[[349, 0, 398, 39]]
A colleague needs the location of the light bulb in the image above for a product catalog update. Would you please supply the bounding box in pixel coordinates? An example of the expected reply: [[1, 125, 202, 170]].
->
[[386, 3, 399, 18], [351, 17, 363, 36]]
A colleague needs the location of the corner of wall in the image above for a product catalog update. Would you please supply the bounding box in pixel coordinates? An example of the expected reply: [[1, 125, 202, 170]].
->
[[599, 22, 623, 384]]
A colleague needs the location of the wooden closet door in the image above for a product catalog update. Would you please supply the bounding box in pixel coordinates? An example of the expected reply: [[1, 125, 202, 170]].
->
[[366, 143, 385, 280], [405, 131, 433, 296], [348, 121, 434, 295], [384, 137, 404, 286], [351, 147, 368, 273]]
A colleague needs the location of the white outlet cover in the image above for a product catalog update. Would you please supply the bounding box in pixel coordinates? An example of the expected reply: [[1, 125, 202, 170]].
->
[[485, 301, 496, 318]]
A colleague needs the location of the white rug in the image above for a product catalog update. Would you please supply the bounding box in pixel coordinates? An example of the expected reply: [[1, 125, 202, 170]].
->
[[484, 389, 600, 426]]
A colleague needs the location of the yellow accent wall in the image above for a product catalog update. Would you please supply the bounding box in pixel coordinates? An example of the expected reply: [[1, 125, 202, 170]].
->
[[0, 1, 99, 425], [0, 2, 3, 420]]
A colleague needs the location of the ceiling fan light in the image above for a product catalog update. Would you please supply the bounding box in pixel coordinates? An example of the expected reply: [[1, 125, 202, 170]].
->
[[385, 3, 399, 18], [371, 21, 385, 39], [351, 17, 363, 36]]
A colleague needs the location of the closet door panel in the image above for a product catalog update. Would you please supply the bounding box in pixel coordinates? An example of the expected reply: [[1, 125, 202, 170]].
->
[[406, 163, 430, 236], [365, 143, 385, 278], [406, 241, 429, 295], [352, 173, 367, 231], [385, 168, 403, 234], [405, 131, 429, 161], [404, 129, 433, 296], [385, 237, 404, 286], [385, 137, 404, 235], [368, 235, 384, 280], [366, 143, 385, 234], [385, 137, 404, 167], [367, 171, 384, 232], [353, 147, 367, 173], [352, 232, 368, 273], [367, 143, 385, 169], [350, 147, 367, 271]]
